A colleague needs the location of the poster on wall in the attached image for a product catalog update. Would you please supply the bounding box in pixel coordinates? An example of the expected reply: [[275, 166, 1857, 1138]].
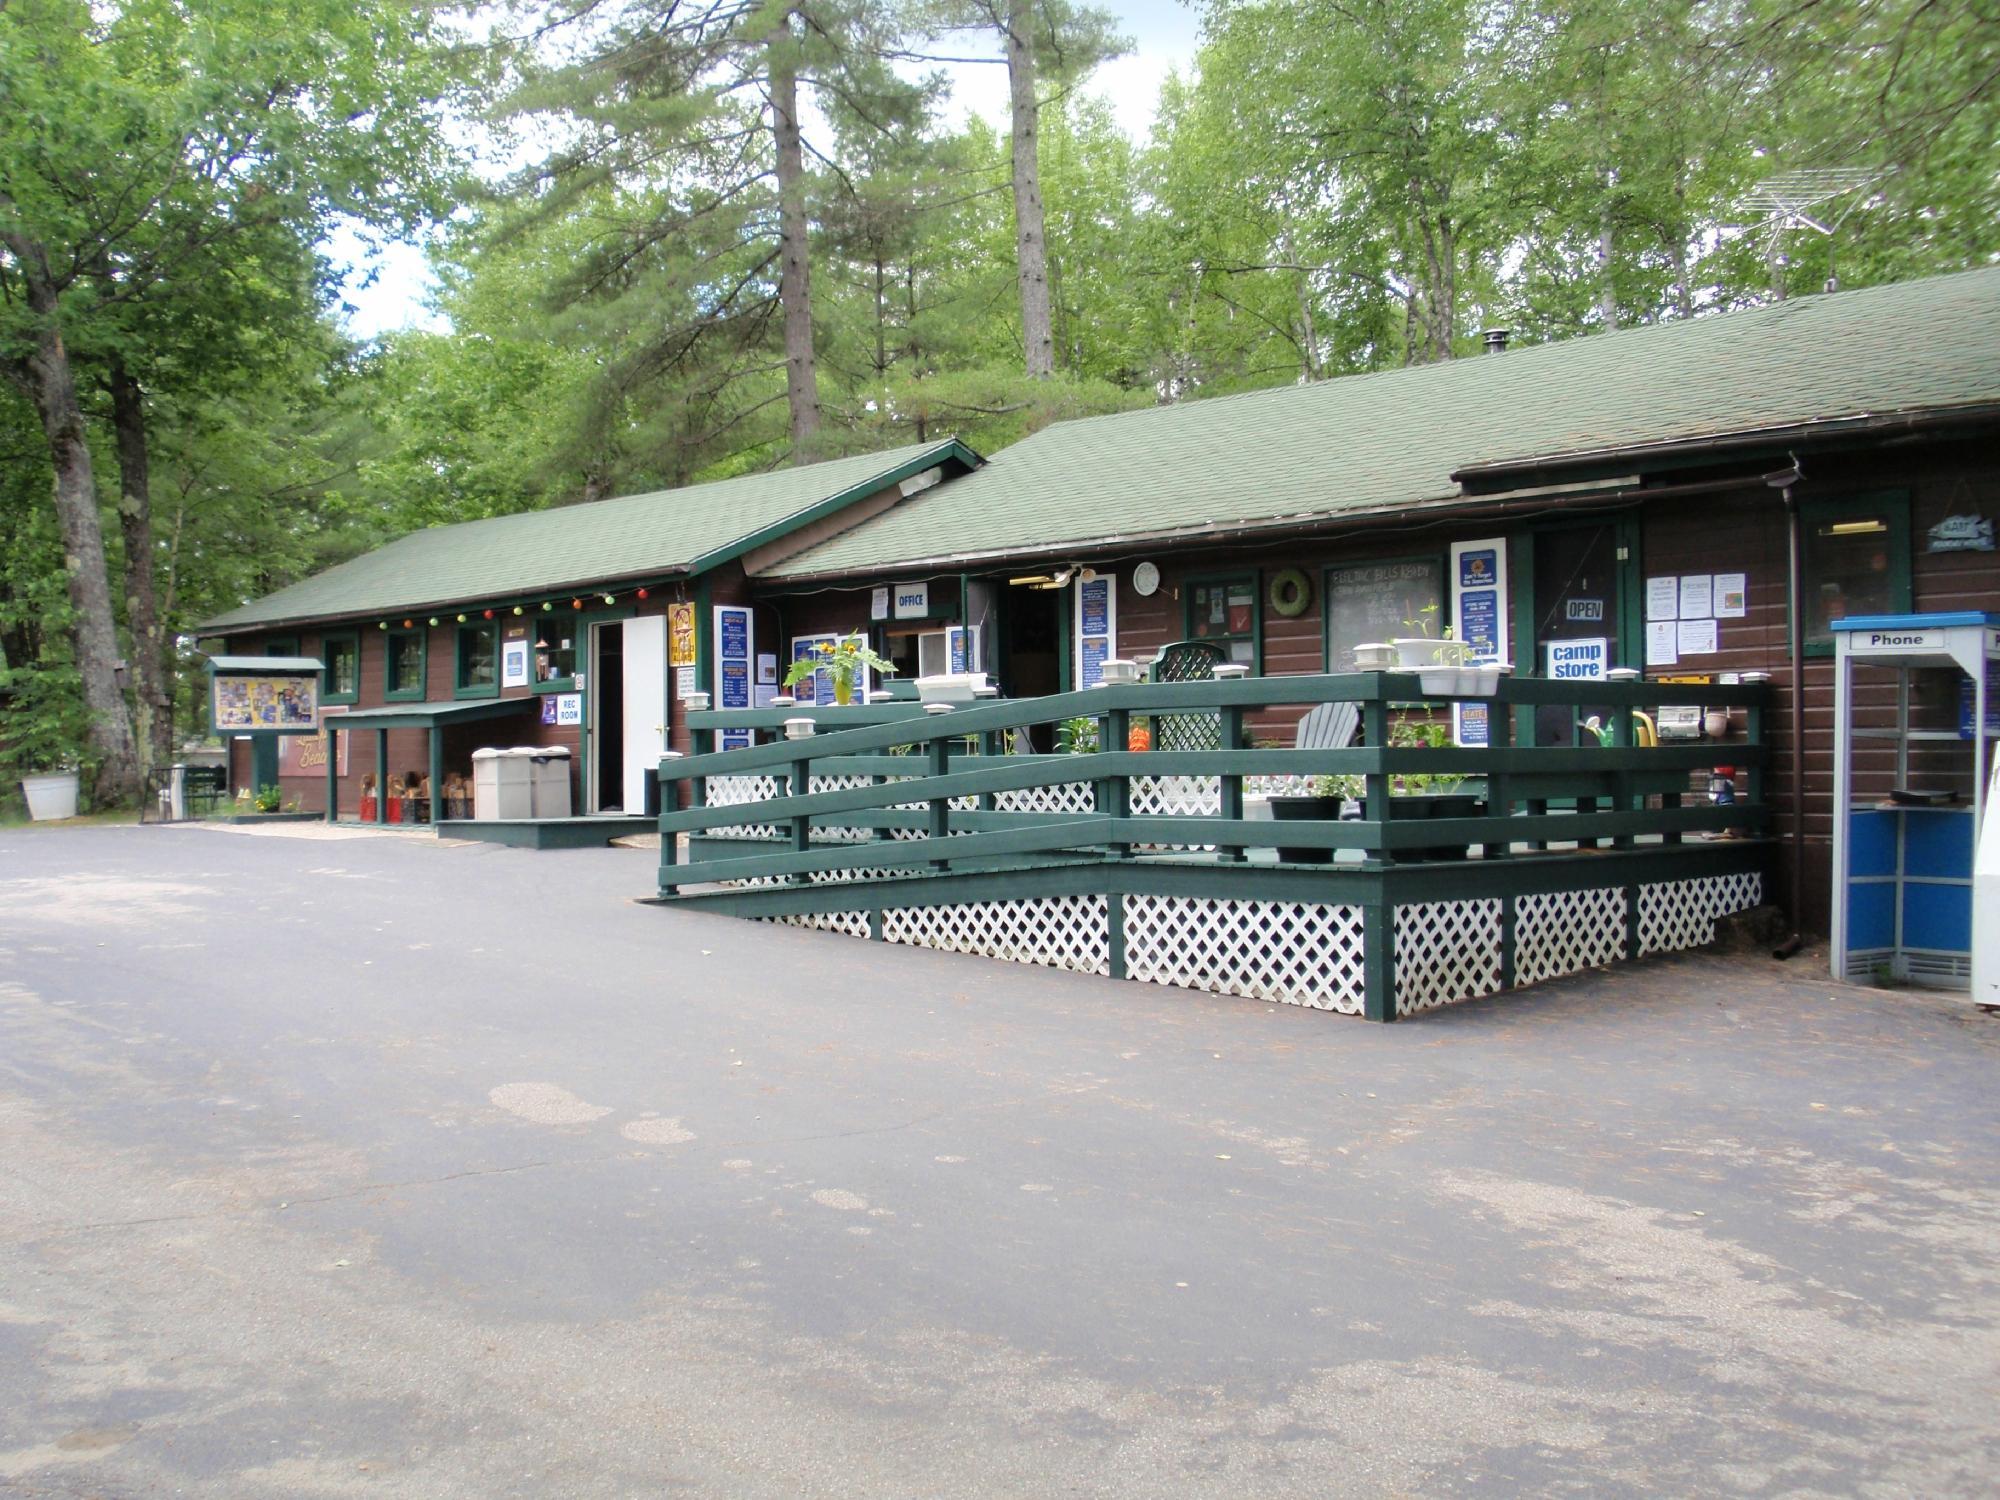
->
[[668, 602, 696, 666], [947, 625, 972, 675], [501, 638, 530, 688], [714, 604, 754, 749], [1449, 538, 1508, 747], [1073, 573, 1117, 689], [279, 705, 348, 776], [211, 672, 320, 734]]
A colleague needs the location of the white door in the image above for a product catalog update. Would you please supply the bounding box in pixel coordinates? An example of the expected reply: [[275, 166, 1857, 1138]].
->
[[622, 614, 668, 814]]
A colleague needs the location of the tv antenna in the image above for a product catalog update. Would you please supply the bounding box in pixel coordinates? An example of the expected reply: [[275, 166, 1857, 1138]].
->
[[1734, 167, 1887, 295]]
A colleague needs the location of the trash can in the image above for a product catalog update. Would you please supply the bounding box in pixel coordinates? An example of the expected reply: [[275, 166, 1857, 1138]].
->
[[527, 746, 572, 819], [472, 747, 533, 820]]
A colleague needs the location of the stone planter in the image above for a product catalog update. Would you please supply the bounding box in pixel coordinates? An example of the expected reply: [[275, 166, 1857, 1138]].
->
[[20, 771, 80, 821]]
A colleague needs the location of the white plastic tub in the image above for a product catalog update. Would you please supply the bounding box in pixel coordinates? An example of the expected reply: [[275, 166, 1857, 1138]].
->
[[20, 772, 79, 821]]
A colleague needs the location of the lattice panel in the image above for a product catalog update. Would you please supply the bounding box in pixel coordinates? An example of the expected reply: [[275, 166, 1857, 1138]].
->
[[763, 909, 872, 937], [997, 782, 1095, 814], [882, 895, 1109, 974], [1125, 896, 1366, 1013], [1247, 774, 1317, 799], [1515, 886, 1626, 987], [705, 774, 781, 839], [1394, 899, 1503, 1014], [1130, 775, 1220, 817], [1636, 873, 1763, 956]]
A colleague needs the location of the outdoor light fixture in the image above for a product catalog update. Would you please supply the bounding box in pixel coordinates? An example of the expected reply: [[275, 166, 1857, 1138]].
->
[[456, 614, 467, 624], [512, 606, 523, 616], [484, 609, 495, 620], [542, 602, 553, 611], [1007, 566, 1076, 590], [636, 588, 649, 600], [403, 619, 414, 628], [428, 617, 439, 626], [572, 598, 584, 609], [603, 594, 614, 605], [378, 621, 388, 630]]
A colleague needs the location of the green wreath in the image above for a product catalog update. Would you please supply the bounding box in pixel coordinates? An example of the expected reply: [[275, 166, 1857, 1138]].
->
[[1267, 567, 1312, 618]]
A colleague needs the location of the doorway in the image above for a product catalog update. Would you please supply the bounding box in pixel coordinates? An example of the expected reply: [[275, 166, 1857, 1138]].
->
[[1531, 522, 1620, 746], [1000, 585, 1063, 749], [591, 622, 626, 808], [589, 614, 667, 814]]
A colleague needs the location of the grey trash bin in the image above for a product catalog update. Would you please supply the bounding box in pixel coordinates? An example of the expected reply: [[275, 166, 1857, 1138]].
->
[[527, 746, 572, 819], [472, 747, 533, 820]]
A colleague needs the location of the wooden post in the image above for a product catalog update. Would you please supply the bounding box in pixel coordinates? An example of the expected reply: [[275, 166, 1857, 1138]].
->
[[1219, 705, 1244, 863], [790, 753, 812, 862], [1106, 890, 1126, 979], [1483, 698, 1511, 859], [1363, 899, 1397, 1022], [1097, 706, 1129, 858], [927, 734, 951, 871], [324, 727, 339, 824], [1610, 703, 1634, 849], [1363, 697, 1391, 866], [374, 729, 388, 825], [428, 726, 444, 828]]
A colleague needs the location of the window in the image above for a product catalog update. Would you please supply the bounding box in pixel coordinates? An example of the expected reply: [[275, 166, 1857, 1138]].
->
[[455, 622, 499, 698], [265, 635, 298, 658], [321, 632, 360, 705], [1185, 575, 1259, 668], [384, 628, 426, 700], [532, 624, 576, 690], [1803, 492, 1911, 654]]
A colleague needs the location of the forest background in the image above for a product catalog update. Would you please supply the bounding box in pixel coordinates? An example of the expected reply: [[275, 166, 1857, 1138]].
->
[[3, 0, 1996, 803]]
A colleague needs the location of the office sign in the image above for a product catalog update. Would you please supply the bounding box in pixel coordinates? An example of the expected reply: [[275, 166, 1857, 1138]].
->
[[892, 581, 930, 619]]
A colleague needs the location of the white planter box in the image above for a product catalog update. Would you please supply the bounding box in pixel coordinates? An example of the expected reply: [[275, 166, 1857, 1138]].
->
[[21, 772, 80, 821]]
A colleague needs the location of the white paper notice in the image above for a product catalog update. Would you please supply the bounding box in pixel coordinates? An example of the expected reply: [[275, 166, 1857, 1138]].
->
[[1647, 620, 1679, 666], [1677, 617, 1719, 655], [1714, 572, 1747, 619], [1646, 576, 1679, 621], [1678, 574, 1713, 620]]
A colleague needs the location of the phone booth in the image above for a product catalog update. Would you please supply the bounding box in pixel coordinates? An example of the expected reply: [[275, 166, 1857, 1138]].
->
[[1830, 613, 2000, 990]]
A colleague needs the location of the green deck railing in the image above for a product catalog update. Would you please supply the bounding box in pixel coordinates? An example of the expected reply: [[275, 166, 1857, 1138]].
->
[[655, 673, 1771, 1019]]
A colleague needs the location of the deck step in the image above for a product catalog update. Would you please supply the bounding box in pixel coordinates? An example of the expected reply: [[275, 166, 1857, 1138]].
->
[[438, 816, 655, 850]]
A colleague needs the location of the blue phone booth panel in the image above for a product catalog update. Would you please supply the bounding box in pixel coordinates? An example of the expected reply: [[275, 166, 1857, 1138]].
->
[[1904, 807, 1972, 878], [1903, 882, 1972, 953], [1845, 880, 1896, 952], [1846, 809, 1897, 877]]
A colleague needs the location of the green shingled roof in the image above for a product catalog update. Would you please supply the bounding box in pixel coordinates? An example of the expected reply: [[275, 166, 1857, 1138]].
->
[[201, 439, 977, 632], [762, 266, 2000, 580]]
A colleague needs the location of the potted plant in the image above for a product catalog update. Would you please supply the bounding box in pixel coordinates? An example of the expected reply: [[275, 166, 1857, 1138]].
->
[[1387, 713, 1483, 860], [1269, 773, 1362, 863], [4, 672, 88, 821], [783, 632, 897, 706], [1389, 604, 1472, 692]]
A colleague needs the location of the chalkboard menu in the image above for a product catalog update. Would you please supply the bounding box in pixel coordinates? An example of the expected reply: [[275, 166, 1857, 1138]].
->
[[1323, 558, 1444, 669]]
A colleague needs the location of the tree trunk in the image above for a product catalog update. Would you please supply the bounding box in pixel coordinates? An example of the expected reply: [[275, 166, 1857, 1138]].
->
[[3, 240, 140, 801], [1597, 181, 1619, 329], [110, 359, 170, 778], [769, 16, 822, 462], [1006, 0, 1055, 380]]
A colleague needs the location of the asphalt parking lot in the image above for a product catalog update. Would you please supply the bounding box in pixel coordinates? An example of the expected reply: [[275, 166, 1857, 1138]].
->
[[3, 822, 1998, 1497]]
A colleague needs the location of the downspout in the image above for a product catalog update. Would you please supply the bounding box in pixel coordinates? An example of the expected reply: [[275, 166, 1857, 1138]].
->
[[1773, 465, 1807, 958]]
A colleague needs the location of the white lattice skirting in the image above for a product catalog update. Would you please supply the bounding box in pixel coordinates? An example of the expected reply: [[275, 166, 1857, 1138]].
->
[[749, 871, 1763, 1019], [1126, 895, 1366, 1013]]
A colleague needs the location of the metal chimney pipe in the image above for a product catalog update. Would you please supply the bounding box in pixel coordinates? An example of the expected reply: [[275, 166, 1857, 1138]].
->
[[1481, 327, 1511, 354]]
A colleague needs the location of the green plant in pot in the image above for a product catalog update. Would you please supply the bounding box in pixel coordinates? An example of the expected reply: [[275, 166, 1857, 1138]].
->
[[782, 632, 896, 706], [1269, 772, 1363, 864], [1388, 712, 1483, 860]]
